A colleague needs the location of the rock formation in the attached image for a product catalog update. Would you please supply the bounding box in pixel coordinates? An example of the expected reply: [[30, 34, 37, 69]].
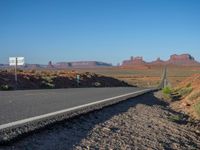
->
[[167, 54, 199, 66], [122, 56, 146, 66], [55, 61, 112, 68], [150, 57, 166, 65], [47, 61, 55, 68], [121, 54, 200, 67]]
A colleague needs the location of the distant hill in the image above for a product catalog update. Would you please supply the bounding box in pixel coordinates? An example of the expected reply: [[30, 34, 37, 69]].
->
[[0, 61, 112, 69], [55, 61, 112, 69], [0, 64, 9, 68], [121, 54, 200, 67]]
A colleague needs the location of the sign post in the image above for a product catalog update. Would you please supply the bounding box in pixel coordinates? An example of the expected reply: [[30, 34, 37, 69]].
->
[[76, 74, 80, 87], [9, 57, 25, 89], [15, 57, 18, 83]]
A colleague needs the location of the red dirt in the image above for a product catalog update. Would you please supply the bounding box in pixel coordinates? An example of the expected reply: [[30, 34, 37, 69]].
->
[[171, 74, 200, 119]]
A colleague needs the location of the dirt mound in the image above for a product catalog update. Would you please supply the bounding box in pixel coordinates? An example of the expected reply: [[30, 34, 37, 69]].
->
[[0, 70, 132, 90], [171, 74, 200, 119]]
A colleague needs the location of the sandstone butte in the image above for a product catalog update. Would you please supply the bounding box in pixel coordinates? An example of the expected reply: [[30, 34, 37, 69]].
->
[[121, 54, 200, 68]]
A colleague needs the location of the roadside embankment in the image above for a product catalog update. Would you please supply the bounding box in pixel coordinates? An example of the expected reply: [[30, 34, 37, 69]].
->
[[0, 70, 132, 90], [163, 74, 200, 120]]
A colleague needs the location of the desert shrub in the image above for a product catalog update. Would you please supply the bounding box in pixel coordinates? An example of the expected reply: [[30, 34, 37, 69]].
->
[[24, 75, 30, 80], [94, 82, 101, 87], [46, 83, 55, 88], [168, 114, 184, 122], [42, 76, 54, 83], [162, 86, 172, 95], [41, 81, 55, 89], [178, 87, 193, 97], [193, 101, 200, 116], [29, 69, 36, 74], [186, 83, 191, 88], [18, 69, 23, 73], [0, 84, 12, 90], [188, 91, 200, 101]]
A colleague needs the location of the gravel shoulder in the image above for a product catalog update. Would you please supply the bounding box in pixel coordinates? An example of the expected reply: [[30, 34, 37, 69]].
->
[[1, 92, 200, 150]]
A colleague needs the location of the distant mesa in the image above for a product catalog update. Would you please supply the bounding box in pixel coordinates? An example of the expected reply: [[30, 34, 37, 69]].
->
[[167, 54, 199, 66], [0, 64, 9, 68], [121, 56, 149, 69], [47, 61, 55, 68], [0, 53, 199, 70], [54, 61, 112, 69], [121, 54, 200, 67], [0, 60, 112, 69], [24, 64, 43, 69], [122, 56, 146, 66], [150, 57, 166, 65]]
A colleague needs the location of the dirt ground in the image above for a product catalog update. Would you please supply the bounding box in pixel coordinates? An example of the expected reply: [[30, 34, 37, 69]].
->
[[1, 92, 200, 150], [76, 66, 200, 87], [1, 66, 200, 89], [170, 74, 200, 120]]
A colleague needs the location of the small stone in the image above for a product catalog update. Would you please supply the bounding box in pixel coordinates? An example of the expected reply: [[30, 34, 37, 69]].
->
[[182, 102, 190, 107], [195, 130, 200, 134], [102, 127, 111, 132]]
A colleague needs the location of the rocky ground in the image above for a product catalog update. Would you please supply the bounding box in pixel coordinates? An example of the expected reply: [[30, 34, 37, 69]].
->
[[1, 92, 200, 150]]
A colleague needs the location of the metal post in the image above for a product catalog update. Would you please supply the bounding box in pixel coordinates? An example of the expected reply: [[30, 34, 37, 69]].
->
[[77, 74, 80, 87], [164, 79, 167, 88], [15, 57, 18, 88]]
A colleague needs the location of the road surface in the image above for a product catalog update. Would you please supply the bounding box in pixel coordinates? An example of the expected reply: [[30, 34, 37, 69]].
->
[[0, 87, 146, 126]]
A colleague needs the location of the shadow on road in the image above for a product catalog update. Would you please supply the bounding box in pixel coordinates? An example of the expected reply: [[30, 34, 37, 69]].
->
[[1, 92, 178, 150]]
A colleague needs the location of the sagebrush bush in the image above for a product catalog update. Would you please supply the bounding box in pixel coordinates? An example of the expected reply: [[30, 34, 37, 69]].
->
[[162, 86, 172, 95], [168, 114, 184, 122], [186, 83, 191, 88], [178, 87, 193, 97]]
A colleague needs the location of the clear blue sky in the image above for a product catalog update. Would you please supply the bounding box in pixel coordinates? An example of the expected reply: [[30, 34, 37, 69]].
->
[[0, 0, 200, 65]]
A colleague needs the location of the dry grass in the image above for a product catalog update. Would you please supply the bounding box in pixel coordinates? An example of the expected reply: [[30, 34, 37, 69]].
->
[[188, 91, 200, 101], [194, 99, 200, 116], [1, 65, 199, 88], [178, 87, 193, 97], [75, 66, 200, 88], [76, 67, 163, 87]]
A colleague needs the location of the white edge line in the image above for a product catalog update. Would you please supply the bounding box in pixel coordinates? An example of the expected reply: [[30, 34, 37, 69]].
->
[[0, 89, 151, 131]]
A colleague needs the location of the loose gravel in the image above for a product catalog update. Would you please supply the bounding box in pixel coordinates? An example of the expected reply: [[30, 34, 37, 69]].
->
[[1, 92, 200, 150]]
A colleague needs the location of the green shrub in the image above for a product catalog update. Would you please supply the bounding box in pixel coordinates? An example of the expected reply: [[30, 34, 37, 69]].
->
[[168, 114, 184, 122], [162, 86, 172, 95]]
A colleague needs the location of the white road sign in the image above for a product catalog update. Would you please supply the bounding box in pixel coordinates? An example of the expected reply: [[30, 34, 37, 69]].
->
[[9, 57, 25, 66]]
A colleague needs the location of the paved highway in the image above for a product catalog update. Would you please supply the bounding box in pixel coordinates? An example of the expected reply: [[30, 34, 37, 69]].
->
[[0, 87, 146, 126]]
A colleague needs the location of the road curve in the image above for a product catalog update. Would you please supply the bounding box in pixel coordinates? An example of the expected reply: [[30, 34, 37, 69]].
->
[[0, 87, 147, 126]]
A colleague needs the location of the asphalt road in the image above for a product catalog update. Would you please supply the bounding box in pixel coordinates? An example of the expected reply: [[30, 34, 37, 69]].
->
[[0, 87, 145, 125]]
